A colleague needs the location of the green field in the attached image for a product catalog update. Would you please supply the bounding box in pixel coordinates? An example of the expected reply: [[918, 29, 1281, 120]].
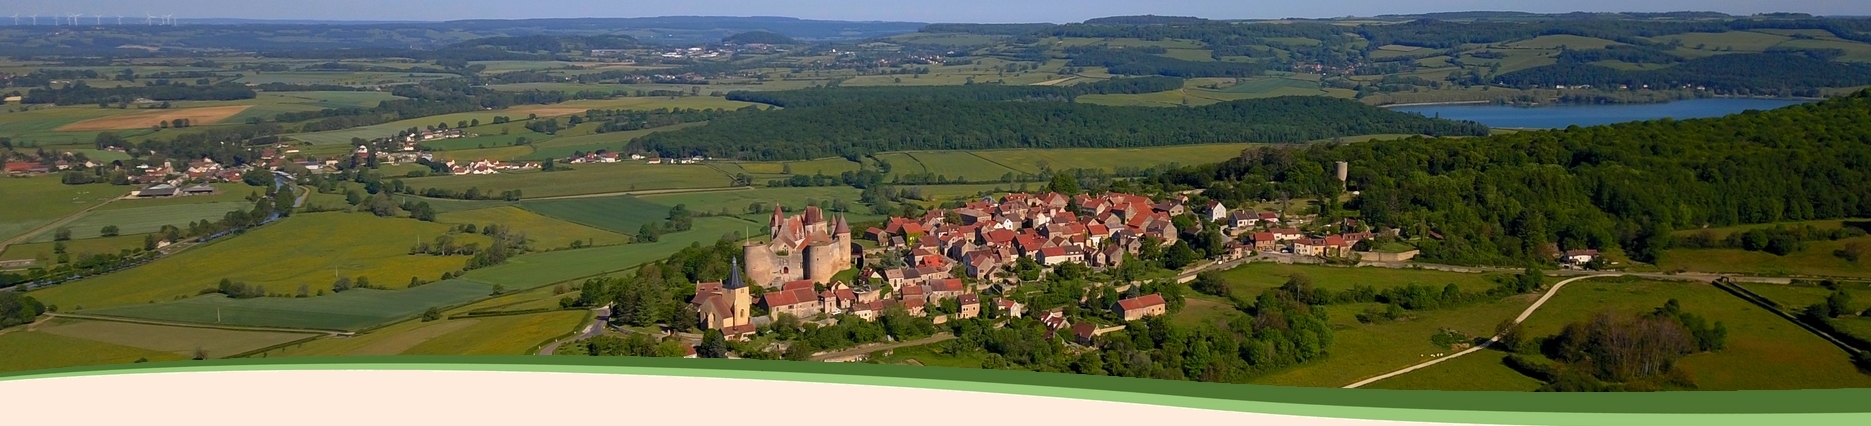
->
[[234, 71, 456, 86], [521, 122, 706, 161], [34, 317, 317, 358], [1657, 235, 1871, 278], [26, 201, 253, 242], [902, 151, 1021, 182], [93, 183, 254, 210], [417, 129, 554, 151], [1509, 279, 1871, 390], [1651, 32, 1791, 53], [29, 213, 489, 310], [457, 216, 750, 290], [1, 233, 149, 262], [1505, 35, 1625, 49], [1212, 263, 1526, 298], [517, 195, 672, 235], [1361, 350, 1546, 391], [0, 179, 118, 242], [0, 331, 186, 374], [81, 279, 497, 331], [637, 186, 865, 217], [436, 205, 631, 249], [981, 144, 1255, 174], [401, 311, 588, 355], [403, 163, 729, 199], [1252, 293, 1541, 387]]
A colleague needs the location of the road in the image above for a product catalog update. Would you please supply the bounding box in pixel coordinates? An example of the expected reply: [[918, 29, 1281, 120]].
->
[[809, 332, 956, 362], [536, 306, 610, 355], [0, 193, 123, 257], [1342, 274, 1622, 388]]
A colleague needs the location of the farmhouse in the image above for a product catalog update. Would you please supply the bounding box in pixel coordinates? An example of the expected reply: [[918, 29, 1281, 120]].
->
[[1115, 294, 1168, 321]]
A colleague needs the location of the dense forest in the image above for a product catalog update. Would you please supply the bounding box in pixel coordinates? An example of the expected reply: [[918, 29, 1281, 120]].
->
[[1168, 90, 1871, 266], [629, 96, 1488, 160], [723, 76, 1185, 107], [23, 80, 257, 105], [721, 31, 797, 45], [1495, 52, 1871, 96], [1063, 46, 1266, 78]]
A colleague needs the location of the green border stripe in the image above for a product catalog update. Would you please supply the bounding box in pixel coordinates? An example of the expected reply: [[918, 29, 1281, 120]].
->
[[2, 357, 1868, 425]]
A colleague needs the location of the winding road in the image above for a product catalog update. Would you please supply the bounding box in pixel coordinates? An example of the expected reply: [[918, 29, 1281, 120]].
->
[[1342, 273, 1622, 388], [536, 306, 610, 355]]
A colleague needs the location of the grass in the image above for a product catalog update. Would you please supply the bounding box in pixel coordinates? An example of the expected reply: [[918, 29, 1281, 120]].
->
[[1736, 281, 1871, 314], [1514, 278, 1871, 390], [28, 213, 490, 310], [1656, 236, 1871, 278], [522, 122, 706, 161], [0, 179, 117, 242], [1, 233, 149, 262], [1252, 294, 1540, 387], [33, 317, 317, 357], [401, 163, 730, 199], [1360, 350, 1545, 391], [870, 343, 986, 368], [518, 195, 672, 235], [981, 144, 1254, 174], [1652, 32, 1791, 53], [903, 152, 1021, 182], [94, 183, 255, 210], [456, 216, 750, 290], [1212, 263, 1526, 298], [1505, 35, 1625, 50], [25, 201, 253, 242], [637, 186, 865, 217], [253, 283, 588, 357], [81, 280, 496, 331], [0, 331, 185, 374], [418, 129, 554, 151], [435, 205, 631, 249], [401, 311, 587, 355]]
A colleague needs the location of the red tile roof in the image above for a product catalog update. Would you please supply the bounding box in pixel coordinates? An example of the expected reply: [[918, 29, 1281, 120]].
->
[[1117, 294, 1167, 311]]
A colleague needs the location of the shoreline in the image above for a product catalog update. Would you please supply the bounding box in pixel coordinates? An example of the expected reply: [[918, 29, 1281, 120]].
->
[[1377, 100, 1491, 108], [1380, 95, 1823, 109]]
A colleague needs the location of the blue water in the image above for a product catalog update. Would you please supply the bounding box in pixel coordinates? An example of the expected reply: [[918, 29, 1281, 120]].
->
[[1391, 98, 1811, 129]]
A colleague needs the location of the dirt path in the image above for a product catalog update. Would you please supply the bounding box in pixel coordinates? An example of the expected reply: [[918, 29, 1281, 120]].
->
[[810, 332, 955, 361], [537, 307, 609, 355], [1342, 274, 1621, 388], [0, 194, 123, 256]]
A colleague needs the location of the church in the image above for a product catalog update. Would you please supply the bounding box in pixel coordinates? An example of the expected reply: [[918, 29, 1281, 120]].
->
[[743, 205, 853, 288]]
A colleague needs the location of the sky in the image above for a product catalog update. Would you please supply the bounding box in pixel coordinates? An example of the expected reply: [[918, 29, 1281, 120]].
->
[[6, 0, 1867, 23]]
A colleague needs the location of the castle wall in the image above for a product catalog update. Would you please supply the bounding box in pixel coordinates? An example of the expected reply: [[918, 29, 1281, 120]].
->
[[806, 243, 837, 285]]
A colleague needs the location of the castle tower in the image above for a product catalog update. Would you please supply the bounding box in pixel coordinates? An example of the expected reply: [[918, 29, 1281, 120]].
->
[[806, 243, 837, 284], [833, 215, 853, 271], [769, 205, 786, 236], [727, 258, 751, 325]]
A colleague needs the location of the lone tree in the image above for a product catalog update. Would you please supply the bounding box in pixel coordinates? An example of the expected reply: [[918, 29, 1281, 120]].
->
[[54, 228, 72, 241], [100, 225, 119, 237], [698, 329, 729, 358]]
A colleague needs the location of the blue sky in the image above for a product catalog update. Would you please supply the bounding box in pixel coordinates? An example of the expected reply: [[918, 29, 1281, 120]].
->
[[11, 1, 1866, 23]]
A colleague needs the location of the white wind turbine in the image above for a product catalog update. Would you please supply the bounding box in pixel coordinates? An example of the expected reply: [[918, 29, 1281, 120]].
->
[[95, 15, 103, 26], [10, 14, 17, 26], [69, 13, 83, 26], [117, 15, 124, 25], [164, 14, 174, 26], [145, 13, 154, 25], [28, 14, 36, 25]]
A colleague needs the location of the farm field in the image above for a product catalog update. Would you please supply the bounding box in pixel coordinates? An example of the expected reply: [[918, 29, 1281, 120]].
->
[[1, 233, 149, 262], [0, 331, 185, 374], [1504, 35, 1624, 49], [1736, 281, 1871, 313], [638, 186, 865, 217], [80, 279, 496, 331], [395, 196, 515, 214], [251, 283, 586, 357], [27, 213, 489, 310], [417, 129, 554, 151], [0, 106, 147, 144], [56, 105, 253, 131], [435, 205, 631, 249], [33, 317, 318, 358], [901, 151, 1020, 182], [401, 311, 588, 355], [1512, 278, 1871, 390], [521, 122, 706, 161], [981, 144, 1256, 174], [93, 183, 254, 210], [456, 216, 750, 290], [517, 195, 671, 235], [1210, 263, 1529, 300], [25, 201, 253, 242], [234, 71, 456, 86], [0, 179, 118, 242], [403, 163, 729, 199]]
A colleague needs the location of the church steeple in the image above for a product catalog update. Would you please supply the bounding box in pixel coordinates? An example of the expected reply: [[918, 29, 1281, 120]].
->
[[726, 257, 747, 289]]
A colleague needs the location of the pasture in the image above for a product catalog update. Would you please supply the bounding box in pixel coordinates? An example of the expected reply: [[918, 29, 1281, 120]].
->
[[1, 233, 149, 262], [400, 311, 588, 355], [1360, 351, 1545, 391], [902, 151, 1021, 182], [982, 144, 1254, 174], [0, 179, 117, 242], [519, 194, 687, 235], [56, 105, 252, 131], [0, 331, 185, 374], [1650, 31, 1790, 53], [1657, 236, 1871, 278], [435, 205, 631, 249], [34, 317, 318, 358], [1504, 35, 1624, 50], [1211, 263, 1531, 300], [1253, 296, 1540, 387], [402, 163, 730, 199], [457, 216, 750, 290], [521, 122, 706, 161], [638, 186, 865, 217], [25, 201, 253, 242], [81, 279, 496, 331], [28, 213, 489, 310], [1514, 278, 1871, 390], [94, 183, 254, 210]]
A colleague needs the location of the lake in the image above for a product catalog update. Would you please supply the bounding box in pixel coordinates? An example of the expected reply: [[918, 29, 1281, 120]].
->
[[1390, 98, 1811, 129]]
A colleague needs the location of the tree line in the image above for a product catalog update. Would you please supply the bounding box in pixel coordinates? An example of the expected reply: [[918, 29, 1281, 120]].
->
[[629, 96, 1489, 161], [1165, 89, 1871, 267], [23, 80, 257, 105], [723, 76, 1187, 108], [1494, 52, 1871, 96]]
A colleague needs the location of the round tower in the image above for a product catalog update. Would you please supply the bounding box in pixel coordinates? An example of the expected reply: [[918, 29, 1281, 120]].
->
[[806, 242, 837, 284], [743, 243, 775, 289]]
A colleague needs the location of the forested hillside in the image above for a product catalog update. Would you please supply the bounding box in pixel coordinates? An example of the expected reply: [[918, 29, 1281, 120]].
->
[[723, 76, 1185, 107], [1495, 52, 1871, 96], [1171, 90, 1871, 266], [629, 96, 1488, 160]]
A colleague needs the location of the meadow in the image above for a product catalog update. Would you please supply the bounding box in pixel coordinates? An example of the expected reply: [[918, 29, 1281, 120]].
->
[[521, 122, 706, 161], [33, 317, 318, 358], [1359, 350, 1546, 391], [1508, 278, 1871, 390], [1657, 236, 1871, 278], [637, 186, 865, 217], [400, 311, 588, 355], [1249, 287, 1542, 387], [435, 205, 631, 249], [0, 331, 185, 374], [1211, 263, 1526, 299], [0, 179, 118, 242], [28, 213, 489, 310], [517, 195, 672, 235], [402, 163, 730, 199], [25, 201, 254, 242], [1, 233, 149, 262], [93, 183, 254, 210], [81, 279, 497, 331]]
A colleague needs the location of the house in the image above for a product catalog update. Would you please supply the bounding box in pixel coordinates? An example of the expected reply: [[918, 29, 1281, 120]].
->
[[1038, 246, 1085, 266], [1248, 232, 1280, 251], [957, 294, 981, 319], [1562, 249, 1599, 265], [181, 184, 217, 195], [927, 278, 966, 302], [763, 286, 824, 320], [1039, 310, 1070, 330], [1229, 211, 1260, 229], [898, 284, 927, 303], [135, 184, 178, 198], [996, 298, 1025, 318], [1292, 235, 1350, 258], [1116, 294, 1168, 321], [1071, 322, 1099, 344], [1204, 200, 1228, 223], [1270, 228, 1304, 241]]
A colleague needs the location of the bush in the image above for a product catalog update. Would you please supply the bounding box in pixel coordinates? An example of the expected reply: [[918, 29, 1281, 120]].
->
[[421, 307, 442, 322]]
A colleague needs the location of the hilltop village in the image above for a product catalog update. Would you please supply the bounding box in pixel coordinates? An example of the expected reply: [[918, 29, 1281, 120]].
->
[[687, 191, 1395, 343]]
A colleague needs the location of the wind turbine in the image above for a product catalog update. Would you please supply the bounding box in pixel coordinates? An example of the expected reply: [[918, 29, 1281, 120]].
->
[[28, 14, 35, 26], [164, 14, 174, 26], [70, 13, 83, 26], [145, 13, 153, 25], [95, 15, 103, 26], [10, 14, 17, 26], [117, 15, 124, 25]]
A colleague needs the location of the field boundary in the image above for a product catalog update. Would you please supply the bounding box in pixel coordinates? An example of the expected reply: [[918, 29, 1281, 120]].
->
[[967, 151, 1039, 175], [45, 312, 345, 335], [1711, 279, 1865, 355], [527, 309, 596, 355], [1344, 274, 1621, 388], [225, 334, 328, 359]]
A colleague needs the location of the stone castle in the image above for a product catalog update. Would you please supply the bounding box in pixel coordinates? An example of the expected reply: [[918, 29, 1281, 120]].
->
[[744, 205, 852, 288]]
